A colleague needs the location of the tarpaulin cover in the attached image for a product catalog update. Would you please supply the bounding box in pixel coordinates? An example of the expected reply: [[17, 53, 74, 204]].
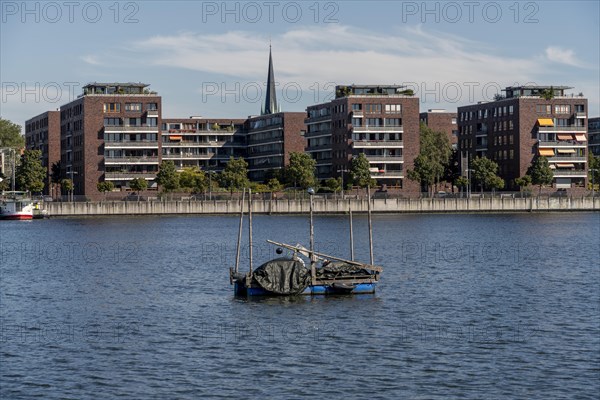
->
[[252, 258, 311, 295], [316, 262, 373, 280]]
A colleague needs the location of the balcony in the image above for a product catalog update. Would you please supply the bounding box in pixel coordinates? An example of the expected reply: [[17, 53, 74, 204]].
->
[[105, 172, 157, 180], [366, 156, 404, 163], [247, 136, 284, 146], [552, 170, 587, 177], [305, 129, 332, 137], [162, 153, 215, 160], [352, 125, 403, 133], [162, 141, 227, 147], [105, 125, 159, 132], [538, 126, 586, 133], [104, 156, 159, 164], [352, 140, 403, 149], [575, 112, 586, 118], [315, 158, 333, 165], [370, 171, 404, 179], [306, 113, 332, 123], [351, 110, 364, 117], [547, 156, 587, 163], [306, 143, 332, 151], [146, 109, 159, 117], [538, 140, 587, 148], [105, 141, 159, 148]]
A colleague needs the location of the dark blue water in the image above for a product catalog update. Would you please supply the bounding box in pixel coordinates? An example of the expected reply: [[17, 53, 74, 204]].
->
[[1, 213, 599, 399]]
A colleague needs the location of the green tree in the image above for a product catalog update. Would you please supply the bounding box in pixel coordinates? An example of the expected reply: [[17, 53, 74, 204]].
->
[[285, 152, 316, 189], [325, 177, 342, 193], [179, 167, 208, 194], [540, 86, 555, 100], [267, 177, 283, 192], [488, 175, 505, 195], [588, 154, 600, 191], [527, 156, 554, 194], [129, 177, 148, 200], [455, 176, 469, 197], [514, 175, 532, 195], [349, 153, 376, 188], [220, 157, 249, 194], [471, 156, 500, 193], [97, 181, 114, 200], [407, 123, 452, 195], [156, 160, 180, 196], [15, 149, 45, 193], [61, 178, 73, 200], [0, 118, 24, 148]]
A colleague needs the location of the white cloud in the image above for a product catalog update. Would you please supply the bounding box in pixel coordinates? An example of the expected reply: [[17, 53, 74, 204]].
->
[[81, 55, 101, 66], [544, 46, 588, 68]]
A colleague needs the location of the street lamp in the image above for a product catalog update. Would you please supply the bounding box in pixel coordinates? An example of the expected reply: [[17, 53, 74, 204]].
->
[[337, 167, 348, 199], [208, 170, 214, 200], [69, 169, 78, 202], [591, 169, 598, 198], [467, 169, 475, 198]]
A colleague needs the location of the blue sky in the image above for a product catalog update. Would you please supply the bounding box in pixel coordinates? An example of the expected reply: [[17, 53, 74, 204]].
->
[[1, 1, 599, 129]]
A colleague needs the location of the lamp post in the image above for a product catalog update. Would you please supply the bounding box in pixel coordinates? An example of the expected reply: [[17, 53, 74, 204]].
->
[[208, 170, 214, 200], [337, 167, 348, 199], [591, 169, 598, 198], [69, 169, 78, 202], [467, 169, 474, 198]]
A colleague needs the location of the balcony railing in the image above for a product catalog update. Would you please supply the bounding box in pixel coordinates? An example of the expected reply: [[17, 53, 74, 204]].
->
[[365, 156, 404, 162], [538, 126, 586, 132], [162, 153, 215, 159], [162, 141, 227, 147], [552, 170, 587, 177], [306, 113, 332, 123], [370, 171, 404, 179], [105, 172, 157, 180], [146, 109, 159, 117], [575, 112, 586, 118], [352, 140, 404, 148], [548, 156, 587, 163], [247, 136, 284, 146], [306, 143, 332, 151], [538, 140, 587, 147], [104, 156, 159, 164], [105, 141, 159, 148], [104, 125, 159, 132], [352, 126, 403, 132]]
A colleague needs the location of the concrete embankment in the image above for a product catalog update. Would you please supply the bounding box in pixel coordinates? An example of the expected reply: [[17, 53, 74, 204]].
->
[[45, 197, 599, 217]]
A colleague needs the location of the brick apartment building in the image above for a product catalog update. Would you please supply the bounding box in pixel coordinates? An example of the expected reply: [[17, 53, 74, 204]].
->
[[458, 85, 588, 191], [589, 117, 600, 157], [25, 110, 60, 195], [161, 117, 246, 171], [419, 109, 458, 148], [305, 85, 420, 193], [59, 82, 162, 199]]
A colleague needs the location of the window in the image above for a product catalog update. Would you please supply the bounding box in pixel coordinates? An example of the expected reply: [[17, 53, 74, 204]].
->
[[365, 104, 381, 113], [385, 118, 401, 127], [104, 117, 121, 126], [575, 104, 585, 113], [536, 104, 551, 114], [104, 103, 120, 113], [352, 104, 362, 111], [125, 103, 142, 111], [352, 118, 362, 126], [384, 104, 401, 114], [147, 118, 158, 127], [554, 105, 570, 114], [509, 105, 514, 115], [147, 103, 158, 111], [366, 118, 381, 126], [451, 118, 457, 124]]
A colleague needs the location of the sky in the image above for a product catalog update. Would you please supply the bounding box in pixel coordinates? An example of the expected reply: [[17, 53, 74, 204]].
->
[[1, 1, 599, 130]]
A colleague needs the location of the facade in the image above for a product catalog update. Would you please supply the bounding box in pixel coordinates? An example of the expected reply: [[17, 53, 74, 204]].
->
[[419, 109, 458, 148], [305, 85, 420, 192], [60, 82, 162, 199], [458, 86, 588, 190], [589, 117, 600, 157], [161, 118, 246, 171], [25, 110, 61, 195]]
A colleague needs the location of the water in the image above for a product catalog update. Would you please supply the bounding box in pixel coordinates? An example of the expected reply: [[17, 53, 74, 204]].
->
[[1, 213, 599, 399]]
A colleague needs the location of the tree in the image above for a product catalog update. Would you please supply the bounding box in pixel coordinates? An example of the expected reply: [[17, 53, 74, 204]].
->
[[407, 123, 452, 195], [61, 179, 73, 201], [454, 176, 469, 197], [179, 167, 208, 193], [129, 178, 148, 200], [324, 177, 342, 194], [97, 181, 114, 200], [488, 175, 505, 195], [50, 161, 62, 199], [514, 175, 532, 195], [220, 157, 249, 194], [349, 153, 376, 188], [588, 154, 600, 191], [15, 149, 45, 193], [527, 156, 554, 194], [540, 86, 555, 100], [443, 149, 461, 192], [267, 177, 283, 192], [471, 156, 500, 193], [0, 118, 24, 149], [156, 160, 180, 196], [285, 152, 316, 189]]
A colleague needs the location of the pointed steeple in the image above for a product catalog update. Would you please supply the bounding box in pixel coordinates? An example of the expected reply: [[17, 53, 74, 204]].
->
[[263, 45, 278, 115]]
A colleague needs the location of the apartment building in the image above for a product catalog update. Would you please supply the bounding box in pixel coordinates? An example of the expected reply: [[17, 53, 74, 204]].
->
[[458, 85, 588, 190], [25, 110, 60, 195], [161, 117, 246, 171], [589, 117, 600, 157], [305, 85, 420, 192], [59, 82, 162, 199], [419, 109, 458, 148]]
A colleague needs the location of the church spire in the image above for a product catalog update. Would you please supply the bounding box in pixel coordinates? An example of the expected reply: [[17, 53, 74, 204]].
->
[[262, 45, 278, 115]]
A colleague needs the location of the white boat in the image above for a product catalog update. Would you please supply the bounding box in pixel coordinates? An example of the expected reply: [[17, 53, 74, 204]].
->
[[0, 191, 34, 220]]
